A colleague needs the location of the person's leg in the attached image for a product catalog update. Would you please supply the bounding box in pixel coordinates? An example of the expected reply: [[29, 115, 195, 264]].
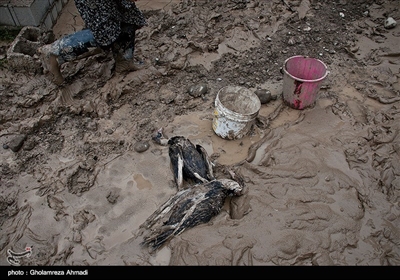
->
[[112, 23, 144, 73], [38, 29, 100, 85], [38, 45, 64, 85]]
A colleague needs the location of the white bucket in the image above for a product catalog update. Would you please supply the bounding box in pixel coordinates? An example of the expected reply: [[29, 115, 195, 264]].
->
[[212, 86, 261, 140]]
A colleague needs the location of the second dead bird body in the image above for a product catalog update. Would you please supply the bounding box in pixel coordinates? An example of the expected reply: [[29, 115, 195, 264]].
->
[[140, 178, 243, 251]]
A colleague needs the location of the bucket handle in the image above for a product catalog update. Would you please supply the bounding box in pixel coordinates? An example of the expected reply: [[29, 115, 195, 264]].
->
[[280, 68, 330, 79], [280, 68, 331, 76]]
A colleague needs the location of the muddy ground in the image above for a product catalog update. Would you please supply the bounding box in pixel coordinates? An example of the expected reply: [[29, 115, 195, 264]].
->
[[0, 0, 399, 266]]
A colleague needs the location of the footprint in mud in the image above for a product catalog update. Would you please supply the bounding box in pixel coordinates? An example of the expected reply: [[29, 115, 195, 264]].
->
[[229, 185, 251, 220], [106, 188, 121, 204], [46, 195, 68, 221], [85, 236, 106, 260], [222, 233, 257, 266], [72, 209, 96, 243], [66, 164, 98, 196], [170, 233, 256, 265]]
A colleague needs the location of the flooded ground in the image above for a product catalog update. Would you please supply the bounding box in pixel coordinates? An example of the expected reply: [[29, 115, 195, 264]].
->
[[0, 0, 399, 266]]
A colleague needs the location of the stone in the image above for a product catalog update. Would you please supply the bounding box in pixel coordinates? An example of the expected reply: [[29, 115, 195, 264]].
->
[[7, 134, 27, 152], [384, 17, 397, 29], [254, 89, 275, 104], [187, 83, 208, 97], [134, 141, 150, 153]]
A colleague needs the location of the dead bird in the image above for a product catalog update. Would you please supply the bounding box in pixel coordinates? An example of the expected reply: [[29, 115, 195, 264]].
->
[[152, 128, 214, 189], [139, 178, 243, 251]]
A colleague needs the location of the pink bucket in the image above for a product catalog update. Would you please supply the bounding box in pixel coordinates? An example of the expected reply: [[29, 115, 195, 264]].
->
[[282, 56, 329, 110]]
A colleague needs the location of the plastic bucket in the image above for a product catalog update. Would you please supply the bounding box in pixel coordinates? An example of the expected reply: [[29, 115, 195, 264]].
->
[[212, 86, 261, 140], [282, 55, 329, 110]]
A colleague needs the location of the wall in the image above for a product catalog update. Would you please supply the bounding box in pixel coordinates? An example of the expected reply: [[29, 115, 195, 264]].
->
[[0, 0, 69, 29]]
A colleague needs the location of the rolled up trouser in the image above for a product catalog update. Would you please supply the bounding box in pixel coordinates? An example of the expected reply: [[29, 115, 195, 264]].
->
[[46, 29, 100, 64], [47, 23, 137, 64]]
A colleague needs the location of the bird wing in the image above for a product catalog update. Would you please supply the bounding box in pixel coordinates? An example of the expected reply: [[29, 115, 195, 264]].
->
[[195, 144, 215, 181], [180, 141, 210, 184], [140, 187, 206, 250], [140, 188, 191, 230]]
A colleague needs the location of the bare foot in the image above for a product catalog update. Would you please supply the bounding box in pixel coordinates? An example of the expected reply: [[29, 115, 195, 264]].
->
[[38, 45, 64, 85]]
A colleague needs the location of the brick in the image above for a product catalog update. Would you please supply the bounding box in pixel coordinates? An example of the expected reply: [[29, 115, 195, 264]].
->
[[6, 26, 46, 73]]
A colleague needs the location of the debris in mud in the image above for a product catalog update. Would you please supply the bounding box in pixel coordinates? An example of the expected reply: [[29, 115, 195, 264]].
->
[[187, 83, 208, 98], [72, 209, 96, 244]]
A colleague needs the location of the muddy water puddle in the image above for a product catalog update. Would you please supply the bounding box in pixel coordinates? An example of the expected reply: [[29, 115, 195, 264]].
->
[[133, 174, 152, 190]]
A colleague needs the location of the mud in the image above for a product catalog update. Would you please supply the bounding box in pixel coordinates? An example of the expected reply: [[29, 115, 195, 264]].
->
[[0, 0, 399, 266]]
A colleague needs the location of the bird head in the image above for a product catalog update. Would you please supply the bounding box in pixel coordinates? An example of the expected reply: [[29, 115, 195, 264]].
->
[[219, 179, 243, 196], [167, 135, 189, 146]]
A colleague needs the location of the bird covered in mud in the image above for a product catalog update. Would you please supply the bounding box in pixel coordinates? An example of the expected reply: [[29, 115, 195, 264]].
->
[[139, 178, 243, 251], [152, 128, 215, 189]]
